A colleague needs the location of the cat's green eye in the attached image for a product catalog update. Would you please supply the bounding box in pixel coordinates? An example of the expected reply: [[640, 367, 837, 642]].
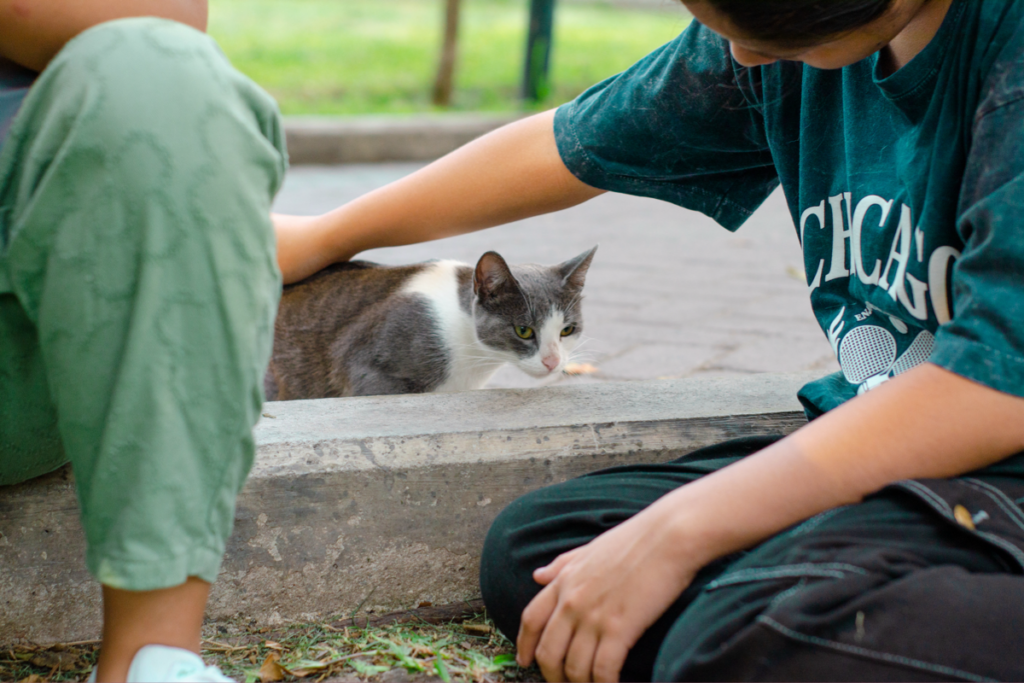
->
[[515, 325, 535, 340], [561, 324, 576, 337]]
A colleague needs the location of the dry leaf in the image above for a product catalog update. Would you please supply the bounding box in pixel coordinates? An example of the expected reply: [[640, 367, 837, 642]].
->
[[259, 653, 286, 683], [263, 641, 283, 651], [282, 660, 329, 678], [202, 639, 245, 653], [563, 362, 599, 376], [28, 651, 80, 671], [18, 675, 42, 683]]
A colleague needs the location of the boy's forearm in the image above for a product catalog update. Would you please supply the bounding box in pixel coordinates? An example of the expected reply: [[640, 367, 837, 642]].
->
[[656, 363, 1024, 569], [277, 110, 603, 283], [327, 109, 602, 253], [0, 1, 208, 71]]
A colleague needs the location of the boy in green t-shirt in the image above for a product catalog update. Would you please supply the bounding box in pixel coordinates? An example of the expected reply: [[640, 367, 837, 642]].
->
[[276, 0, 1024, 680], [1, 2, 284, 680]]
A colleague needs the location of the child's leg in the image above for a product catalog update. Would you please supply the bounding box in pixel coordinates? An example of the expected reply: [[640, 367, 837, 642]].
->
[[652, 489, 1021, 681], [101, 578, 212, 680], [483, 438, 1024, 681], [0, 17, 286, 679], [480, 435, 781, 682]]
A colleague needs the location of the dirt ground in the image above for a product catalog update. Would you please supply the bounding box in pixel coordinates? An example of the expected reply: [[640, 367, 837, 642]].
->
[[0, 605, 541, 683]]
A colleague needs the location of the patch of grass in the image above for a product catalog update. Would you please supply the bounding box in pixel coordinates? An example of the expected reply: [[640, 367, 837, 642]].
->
[[213, 614, 532, 683], [0, 612, 538, 683], [208, 0, 690, 115]]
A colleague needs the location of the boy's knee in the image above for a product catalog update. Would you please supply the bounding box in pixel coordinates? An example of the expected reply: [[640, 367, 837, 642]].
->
[[55, 18, 268, 117], [3, 17, 285, 310], [14, 18, 285, 197], [480, 494, 551, 639], [480, 496, 530, 598]]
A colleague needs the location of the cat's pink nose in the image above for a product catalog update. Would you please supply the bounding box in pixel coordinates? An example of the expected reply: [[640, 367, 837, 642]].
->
[[542, 355, 560, 372]]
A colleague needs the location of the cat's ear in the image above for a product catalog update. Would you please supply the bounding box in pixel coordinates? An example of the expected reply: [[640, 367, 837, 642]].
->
[[559, 246, 598, 289], [474, 251, 520, 300]]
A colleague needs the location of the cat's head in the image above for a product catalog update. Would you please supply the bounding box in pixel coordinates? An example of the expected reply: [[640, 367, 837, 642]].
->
[[472, 247, 597, 378]]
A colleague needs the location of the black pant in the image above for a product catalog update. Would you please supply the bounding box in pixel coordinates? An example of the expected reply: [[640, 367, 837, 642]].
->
[[480, 436, 1024, 681]]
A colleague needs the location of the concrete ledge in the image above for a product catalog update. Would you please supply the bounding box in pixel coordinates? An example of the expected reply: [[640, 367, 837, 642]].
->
[[0, 373, 813, 644], [284, 113, 523, 165]]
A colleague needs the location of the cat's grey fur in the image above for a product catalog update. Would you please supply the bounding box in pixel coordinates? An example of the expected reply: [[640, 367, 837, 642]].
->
[[265, 247, 597, 399]]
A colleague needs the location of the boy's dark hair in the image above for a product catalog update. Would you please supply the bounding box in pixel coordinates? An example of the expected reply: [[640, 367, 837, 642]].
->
[[701, 0, 897, 48]]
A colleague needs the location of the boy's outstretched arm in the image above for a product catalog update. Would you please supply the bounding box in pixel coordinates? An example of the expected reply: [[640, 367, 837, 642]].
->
[[516, 362, 1024, 682], [0, 0, 208, 71], [274, 109, 605, 283]]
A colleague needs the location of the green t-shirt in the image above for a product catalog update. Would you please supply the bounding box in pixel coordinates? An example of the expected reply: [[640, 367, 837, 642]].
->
[[555, 0, 1024, 418]]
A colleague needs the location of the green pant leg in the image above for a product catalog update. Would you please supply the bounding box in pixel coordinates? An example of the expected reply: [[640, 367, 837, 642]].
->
[[480, 436, 781, 682], [0, 292, 65, 482], [0, 17, 286, 590]]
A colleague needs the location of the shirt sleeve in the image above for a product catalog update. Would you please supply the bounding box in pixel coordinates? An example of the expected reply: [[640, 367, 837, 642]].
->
[[931, 95, 1024, 398], [553, 21, 780, 231]]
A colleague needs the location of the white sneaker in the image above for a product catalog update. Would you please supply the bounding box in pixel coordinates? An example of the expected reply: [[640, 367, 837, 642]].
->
[[87, 644, 234, 682]]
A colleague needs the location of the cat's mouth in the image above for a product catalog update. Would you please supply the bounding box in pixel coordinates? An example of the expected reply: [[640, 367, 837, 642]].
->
[[519, 362, 562, 378]]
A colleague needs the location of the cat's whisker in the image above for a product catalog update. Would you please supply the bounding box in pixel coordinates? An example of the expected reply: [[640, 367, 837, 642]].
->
[[566, 338, 596, 355], [569, 350, 598, 362], [564, 339, 601, 366], [463, 362, 502, 370], [565, 349, 597, 364], [565, 291, 585, 311], [456, 354, 512, 368]]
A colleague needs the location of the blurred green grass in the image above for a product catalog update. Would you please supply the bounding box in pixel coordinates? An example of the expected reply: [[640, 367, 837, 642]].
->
[[208, 0, 690, 115]]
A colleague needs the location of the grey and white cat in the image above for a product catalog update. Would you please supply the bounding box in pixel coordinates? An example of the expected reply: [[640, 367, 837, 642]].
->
[[265, 247, 597, 399]]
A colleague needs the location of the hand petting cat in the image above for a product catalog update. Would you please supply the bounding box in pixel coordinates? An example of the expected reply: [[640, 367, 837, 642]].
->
[[272, 110, 605, 286], [272, 213, 331, 285]]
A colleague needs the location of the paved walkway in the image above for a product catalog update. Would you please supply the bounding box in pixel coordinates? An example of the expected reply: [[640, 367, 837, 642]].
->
[[273, 164, 840, 390]]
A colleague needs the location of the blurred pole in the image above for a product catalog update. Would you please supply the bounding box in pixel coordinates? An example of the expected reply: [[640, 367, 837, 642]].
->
[[433, 0, 462, 107], [522, 0, 555, 102]]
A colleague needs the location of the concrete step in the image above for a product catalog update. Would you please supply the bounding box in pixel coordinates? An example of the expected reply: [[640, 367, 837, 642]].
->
[[284, 113, 523, 165], [0, 373, 813, 645]]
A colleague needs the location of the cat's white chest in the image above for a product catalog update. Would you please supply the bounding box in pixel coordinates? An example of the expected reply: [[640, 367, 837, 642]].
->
[[401, 261, 506, 392]]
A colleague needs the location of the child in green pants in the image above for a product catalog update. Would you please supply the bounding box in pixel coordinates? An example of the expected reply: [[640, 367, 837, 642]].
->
[[1, 3, 284, 680]]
